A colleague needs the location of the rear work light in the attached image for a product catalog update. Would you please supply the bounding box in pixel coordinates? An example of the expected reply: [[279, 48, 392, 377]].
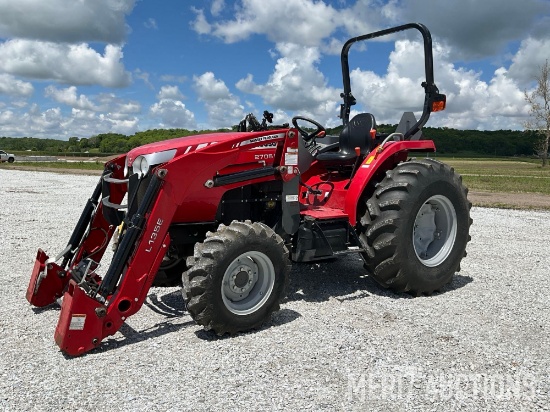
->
[[431, 94, 446, 112]]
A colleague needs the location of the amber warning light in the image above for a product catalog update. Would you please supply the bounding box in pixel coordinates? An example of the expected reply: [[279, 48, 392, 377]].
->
[[431, 94, 446, 112]]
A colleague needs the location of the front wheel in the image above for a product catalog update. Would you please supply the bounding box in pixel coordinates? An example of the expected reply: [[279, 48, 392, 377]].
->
[[182, 221, 290, 335], [358, 158, 472, 295]]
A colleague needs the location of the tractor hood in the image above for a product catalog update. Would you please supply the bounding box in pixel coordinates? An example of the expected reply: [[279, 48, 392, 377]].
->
[[126, 131, 252, 169]]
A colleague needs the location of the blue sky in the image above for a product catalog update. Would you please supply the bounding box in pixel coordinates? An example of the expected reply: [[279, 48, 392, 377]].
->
[[0, 0, 549, 139]]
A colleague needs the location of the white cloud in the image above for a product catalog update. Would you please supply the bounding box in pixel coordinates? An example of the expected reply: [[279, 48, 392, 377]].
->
[[193, 0, 340, 46], [157, 85, 184, 100], [396, 0, 550, 60], [98, 114, 140, 135], [0, 74, 34, 96], [194, 0, 549, 58], [150, 99, 196, 129], [194, 72, 232, 100], [0, 85, 144, 138], [349, 40, 529, 130], [0, 0, 135, 44], [144, 18, 158, 30], [149, 85, 195, 129], [188, 0, 549, 131], [160, 74, 187, 83], [0, 40, 131, 87], [0, 109, 14, 124], [69, 108, 139, 136], [45, 86, 97, 111], [211, 0, 225, 16], [193, 72, 244, 128], [134, 69, 154, 89], [507, 37, 550, 86], [64, 109, 139, 136], [0, 0, 546, 138], [236, 43, 340, 126], [29, 106, 63, 132], [0, 104, 62, 137], [0, 102, 141, 138], [95, 92, 141, 114], [336, 1, 386, 38], [191, 8, 212, 35], [44, 86, 142, 115]]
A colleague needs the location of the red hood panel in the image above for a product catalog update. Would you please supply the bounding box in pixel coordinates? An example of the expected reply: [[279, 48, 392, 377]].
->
[[126, 130, 290, 167], [127, 132, 250, 166]]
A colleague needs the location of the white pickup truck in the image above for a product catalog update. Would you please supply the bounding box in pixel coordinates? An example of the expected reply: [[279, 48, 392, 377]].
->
[[0, 150, 15, 163]]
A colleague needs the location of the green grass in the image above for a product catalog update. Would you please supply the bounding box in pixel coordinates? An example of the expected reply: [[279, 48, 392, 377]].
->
[[443, 158, 550, 194], [460, 175, 550, 195]]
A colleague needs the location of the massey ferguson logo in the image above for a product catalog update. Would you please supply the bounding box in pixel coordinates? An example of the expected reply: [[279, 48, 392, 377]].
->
[[239, 133, 284, 147], [145, 218, 164, 252], [250, 142, 277, 150]]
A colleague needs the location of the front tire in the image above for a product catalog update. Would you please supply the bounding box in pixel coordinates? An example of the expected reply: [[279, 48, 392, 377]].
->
[[152, 243, 195, 287], [359, 158, 472, 295], [152, 253, 187, 287], [8, 157, 14, 163], [182, 221, 290, 335]]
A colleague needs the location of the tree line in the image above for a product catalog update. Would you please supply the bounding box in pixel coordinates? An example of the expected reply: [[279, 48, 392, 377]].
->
[[0, 126, 542, 158], [329, 125, 539, 157]]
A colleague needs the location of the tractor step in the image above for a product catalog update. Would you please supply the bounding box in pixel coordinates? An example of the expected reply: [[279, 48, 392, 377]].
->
[[333, 245, 365, 255], [292, 216, 364, 262], [300, 206, 348, 220]]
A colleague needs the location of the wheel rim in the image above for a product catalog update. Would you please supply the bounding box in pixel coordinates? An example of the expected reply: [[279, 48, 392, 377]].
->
[[413, 195, 457, 267], [221, 251, 275, 315]]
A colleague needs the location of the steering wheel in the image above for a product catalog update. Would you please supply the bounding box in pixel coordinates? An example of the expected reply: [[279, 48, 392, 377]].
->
[[292, 116, 326, 142]]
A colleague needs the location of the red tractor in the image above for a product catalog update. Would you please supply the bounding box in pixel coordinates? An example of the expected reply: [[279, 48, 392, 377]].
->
[[26, 23, 471, 356]]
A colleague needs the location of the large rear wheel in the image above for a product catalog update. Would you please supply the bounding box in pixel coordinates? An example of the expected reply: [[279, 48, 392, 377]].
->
[[358, 158, 472, 295], [182, 221, 290, 334]]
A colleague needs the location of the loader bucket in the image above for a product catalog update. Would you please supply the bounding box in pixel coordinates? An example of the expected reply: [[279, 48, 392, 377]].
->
[[26, 249, 68, 307], [54, 281, 106, 356]]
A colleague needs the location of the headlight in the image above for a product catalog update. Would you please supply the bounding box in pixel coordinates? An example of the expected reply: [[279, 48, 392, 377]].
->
[[129, 149, 177, 178], [135, 155, 149, 177]]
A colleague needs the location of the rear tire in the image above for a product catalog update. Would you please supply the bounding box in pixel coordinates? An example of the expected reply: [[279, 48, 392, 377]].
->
[[359, 158, 472, 295], [182, 220, 290, 335]]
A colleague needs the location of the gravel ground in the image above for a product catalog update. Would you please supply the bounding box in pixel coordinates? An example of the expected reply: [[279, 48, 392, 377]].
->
[[1, 169, 548, 411]]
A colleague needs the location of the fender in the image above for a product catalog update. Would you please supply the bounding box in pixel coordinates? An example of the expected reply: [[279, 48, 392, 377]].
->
[[344, 140, 435, 225]]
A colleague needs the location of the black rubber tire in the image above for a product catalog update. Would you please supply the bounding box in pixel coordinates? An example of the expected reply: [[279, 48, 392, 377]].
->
[[8, 157, 14, 163], [358, 158, 472, 295], [182, 220, 290, 335]]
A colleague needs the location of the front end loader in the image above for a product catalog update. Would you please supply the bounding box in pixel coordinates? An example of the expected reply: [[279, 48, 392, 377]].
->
[[26, 23, 471, 356]]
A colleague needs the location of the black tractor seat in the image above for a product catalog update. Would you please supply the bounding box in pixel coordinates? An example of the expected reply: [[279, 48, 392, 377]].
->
[[316, 113, 376, 163]]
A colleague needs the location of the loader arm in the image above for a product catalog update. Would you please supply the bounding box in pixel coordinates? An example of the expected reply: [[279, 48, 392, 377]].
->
[[55, 168, 177, 355], [26, 158, 127, 308]]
